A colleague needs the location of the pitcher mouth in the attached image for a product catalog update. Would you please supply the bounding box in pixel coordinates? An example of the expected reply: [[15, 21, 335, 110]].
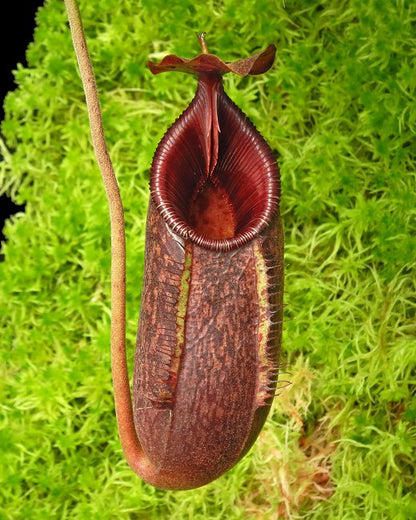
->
[[150, 82, 279, 252]]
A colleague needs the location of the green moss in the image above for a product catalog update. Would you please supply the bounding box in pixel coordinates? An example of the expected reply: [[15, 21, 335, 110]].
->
[[1, 0, 415, 518]]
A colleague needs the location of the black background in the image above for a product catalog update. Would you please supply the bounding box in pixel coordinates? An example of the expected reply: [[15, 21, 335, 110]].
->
[[0, 1, 45, 245]]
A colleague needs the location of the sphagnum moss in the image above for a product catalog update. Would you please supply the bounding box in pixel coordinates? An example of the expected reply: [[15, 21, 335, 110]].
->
[[1, 0, 415, 518]]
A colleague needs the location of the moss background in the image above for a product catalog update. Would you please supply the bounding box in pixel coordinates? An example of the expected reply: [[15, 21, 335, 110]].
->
[[1, 0, 415, 518]]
